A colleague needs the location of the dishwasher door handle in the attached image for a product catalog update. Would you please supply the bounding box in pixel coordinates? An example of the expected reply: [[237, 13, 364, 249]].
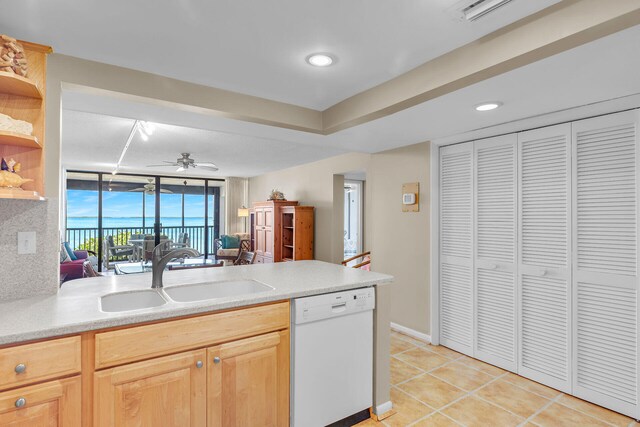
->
[[331, 303, 347, 313]]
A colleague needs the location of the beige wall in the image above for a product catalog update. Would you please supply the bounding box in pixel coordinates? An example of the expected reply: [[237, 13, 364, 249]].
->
[[249, 142, 431, 334], [248, 142, 431, 410], [368, 143, 431, 334], [249, 152, 372, 264]]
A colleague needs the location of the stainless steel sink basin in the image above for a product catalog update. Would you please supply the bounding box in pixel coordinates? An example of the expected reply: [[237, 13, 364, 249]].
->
[[164, 280, 274, 303], [101, 290, 167, 312]]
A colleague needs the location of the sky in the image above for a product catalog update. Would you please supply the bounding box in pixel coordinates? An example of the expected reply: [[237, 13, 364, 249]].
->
[[67, 190, 206, 217]]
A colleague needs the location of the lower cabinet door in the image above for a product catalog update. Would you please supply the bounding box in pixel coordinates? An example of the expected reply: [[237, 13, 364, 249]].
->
[[94, 349, 207, 427], [208, 331, 289, 427], [0, 376, 81, 426]]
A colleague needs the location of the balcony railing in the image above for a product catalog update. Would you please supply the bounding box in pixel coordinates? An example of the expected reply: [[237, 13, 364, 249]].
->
[[66, 225, 218, 257]]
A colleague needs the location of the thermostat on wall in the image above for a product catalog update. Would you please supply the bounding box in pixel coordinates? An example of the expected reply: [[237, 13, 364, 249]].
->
[[402, 182, 420, 212], [403, 193, 416, 205]]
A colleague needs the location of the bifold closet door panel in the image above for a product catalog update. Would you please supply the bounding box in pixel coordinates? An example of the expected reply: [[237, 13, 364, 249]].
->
[[439, 142, 474, 355], [572, 110, 640, 418], [518, 124, 572, 393], [474, 134, 517, 371]]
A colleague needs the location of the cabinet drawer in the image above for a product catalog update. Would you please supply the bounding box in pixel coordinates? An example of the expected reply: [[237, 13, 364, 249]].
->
[[0, 376, 81, 425], [95, 301, 289, 369], [0, 336, 80, 391]]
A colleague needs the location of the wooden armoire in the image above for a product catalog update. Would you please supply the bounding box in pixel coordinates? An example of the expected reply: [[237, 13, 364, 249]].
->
[[251, 201, 314, 263]]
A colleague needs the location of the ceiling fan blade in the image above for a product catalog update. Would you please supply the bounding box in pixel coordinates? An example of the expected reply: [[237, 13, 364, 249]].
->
[[176, 166, 185, 172], [146, 164, 176, 167], [127, 187, 147, 192], [197, 165, 219, 171], [194, 162, 219, 171], [160, 189, 173, 193]]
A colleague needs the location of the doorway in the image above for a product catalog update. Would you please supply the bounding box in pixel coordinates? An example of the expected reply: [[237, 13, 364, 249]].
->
[[344, 180, 364, 260]]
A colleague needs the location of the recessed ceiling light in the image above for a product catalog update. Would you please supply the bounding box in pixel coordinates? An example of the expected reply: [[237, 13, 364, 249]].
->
[[306, 53, 334, 67], [475, 102, 503, 111]]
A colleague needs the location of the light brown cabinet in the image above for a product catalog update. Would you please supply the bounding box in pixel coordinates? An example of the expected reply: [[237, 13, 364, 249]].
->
[[92, 301, 290, 427], [208, 331, 289, 427], [253, 201, 314, 263], [1, 301, 290, 427], [0, 335, 81, 426], [0, 39, 52, 200], [94, 350, 207, 427], [280, 206, 314, 261], [0, 376, 81, 426]]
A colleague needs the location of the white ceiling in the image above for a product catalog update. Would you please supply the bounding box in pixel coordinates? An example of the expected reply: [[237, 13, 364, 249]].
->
[[61, 23, 640, 177], [61, 110, 347, 177], [2, 0, 560, 109]]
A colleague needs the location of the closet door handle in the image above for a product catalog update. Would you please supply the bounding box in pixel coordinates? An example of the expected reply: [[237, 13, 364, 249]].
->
[[488, 264, 498, 270], [539, 268, 548, 276]]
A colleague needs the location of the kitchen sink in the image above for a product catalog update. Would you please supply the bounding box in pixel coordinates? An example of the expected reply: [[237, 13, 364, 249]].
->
[[101, 290, 167, 312], [164, 280, 274, 303]]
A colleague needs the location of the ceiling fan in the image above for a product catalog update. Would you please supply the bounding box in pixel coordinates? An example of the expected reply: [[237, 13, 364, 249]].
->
[[146, 153, 219, 172], [127, 178, 173, 194]]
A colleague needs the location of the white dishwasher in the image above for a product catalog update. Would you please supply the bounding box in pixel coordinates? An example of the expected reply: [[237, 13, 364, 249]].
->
[[291, 287, 375, 427]]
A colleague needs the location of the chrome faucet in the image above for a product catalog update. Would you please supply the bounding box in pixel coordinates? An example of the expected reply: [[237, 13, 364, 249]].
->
[[151, 241, 200, 289]]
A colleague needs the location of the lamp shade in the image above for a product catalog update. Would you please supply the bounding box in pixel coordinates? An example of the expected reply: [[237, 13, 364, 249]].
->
[[237, 207, 249, 218]]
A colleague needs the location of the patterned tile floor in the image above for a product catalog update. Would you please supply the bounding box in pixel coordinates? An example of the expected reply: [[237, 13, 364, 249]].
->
[[355, 331, 638, 427]]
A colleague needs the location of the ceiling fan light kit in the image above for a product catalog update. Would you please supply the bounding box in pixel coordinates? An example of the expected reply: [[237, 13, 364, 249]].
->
[[146, 153, 219, 173]]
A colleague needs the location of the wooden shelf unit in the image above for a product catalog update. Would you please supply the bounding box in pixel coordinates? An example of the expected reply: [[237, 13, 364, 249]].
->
[[0, 130, 40, 148], [280, 206, 314, 262], [0, 70, 43, 99], [0, 39, 51, 200]]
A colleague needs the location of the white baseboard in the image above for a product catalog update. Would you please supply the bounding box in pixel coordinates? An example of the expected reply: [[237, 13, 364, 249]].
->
[[390, 322, 431, 344], [374, 400, 393, 416]]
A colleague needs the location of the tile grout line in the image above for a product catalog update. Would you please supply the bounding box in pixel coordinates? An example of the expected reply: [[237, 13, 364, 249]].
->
[[393, 370, 511, 426], [517, 393, 563, 427], [391, 336, 634, 427], [395, 352, 629, 427]]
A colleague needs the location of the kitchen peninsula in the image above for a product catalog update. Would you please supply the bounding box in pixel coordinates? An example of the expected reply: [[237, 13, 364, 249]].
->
[[0, 261, 392, 426]]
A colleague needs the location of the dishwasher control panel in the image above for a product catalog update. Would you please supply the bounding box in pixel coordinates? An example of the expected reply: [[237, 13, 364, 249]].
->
[[293, 287, 375, 325]]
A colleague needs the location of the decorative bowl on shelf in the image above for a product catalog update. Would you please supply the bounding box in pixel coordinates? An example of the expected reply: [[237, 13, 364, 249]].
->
[[268, 189, 286, 201]]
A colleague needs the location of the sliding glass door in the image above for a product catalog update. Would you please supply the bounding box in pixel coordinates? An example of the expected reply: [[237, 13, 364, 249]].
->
[[65, 171, 223, 271]]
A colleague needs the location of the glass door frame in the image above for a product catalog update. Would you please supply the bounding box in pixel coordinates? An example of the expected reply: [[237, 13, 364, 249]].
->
[[344, 179, 364, 258], [66, 170, 224, 271]]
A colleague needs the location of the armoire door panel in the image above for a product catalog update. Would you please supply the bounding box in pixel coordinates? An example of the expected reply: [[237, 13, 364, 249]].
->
[[518, 123, 572, 393], [572, 110, 639, 418], [439, 142, 474, 355], [474, 134, 517, 370]]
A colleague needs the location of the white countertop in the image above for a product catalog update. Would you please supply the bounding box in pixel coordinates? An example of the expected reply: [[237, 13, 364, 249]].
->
[[0, 261, 393, 346]]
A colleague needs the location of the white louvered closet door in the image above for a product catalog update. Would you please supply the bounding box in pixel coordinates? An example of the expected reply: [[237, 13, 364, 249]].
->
[[474, 135, 517, 371], [440, 142, 474, 355], [572, 110, 640, 418], [518, 124, 572, 393]]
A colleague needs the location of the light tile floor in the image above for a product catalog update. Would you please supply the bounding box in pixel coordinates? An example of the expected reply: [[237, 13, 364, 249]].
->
[[355, 331, 638, 427]]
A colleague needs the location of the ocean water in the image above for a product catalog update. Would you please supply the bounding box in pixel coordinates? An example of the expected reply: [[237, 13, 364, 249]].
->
[[67, 217, 206, 229], [66, 217, 213, 252]]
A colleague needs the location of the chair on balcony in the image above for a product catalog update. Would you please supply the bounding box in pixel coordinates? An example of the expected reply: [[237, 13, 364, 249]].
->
[[142, 235, 171, 261], [214, 233, 250, 264], [128, 233, 145, 262], [233, 251, 256, 266], [171, 232, 190, 249], [103, 236, 135, 270]]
